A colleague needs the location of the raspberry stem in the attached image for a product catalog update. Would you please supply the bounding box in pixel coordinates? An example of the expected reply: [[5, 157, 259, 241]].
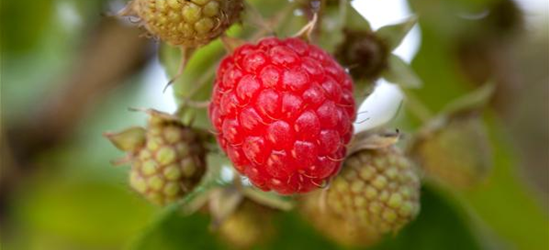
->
[[164, 47, 195, 92], [294, 13, 318, 42]]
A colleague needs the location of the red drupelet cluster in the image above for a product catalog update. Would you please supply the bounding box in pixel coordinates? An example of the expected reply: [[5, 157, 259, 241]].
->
[[209, 37, 356, 194]]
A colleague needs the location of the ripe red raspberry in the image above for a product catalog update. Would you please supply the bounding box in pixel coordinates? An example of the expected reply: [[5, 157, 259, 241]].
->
[[209, 37, 356, 194]]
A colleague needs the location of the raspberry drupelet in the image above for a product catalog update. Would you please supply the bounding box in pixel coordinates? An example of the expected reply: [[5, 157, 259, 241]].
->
[[209, 37, 356, 194]]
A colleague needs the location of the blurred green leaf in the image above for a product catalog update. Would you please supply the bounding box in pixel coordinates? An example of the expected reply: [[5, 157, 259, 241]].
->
[[442, 83, 495, 114], [376, 17, 417, 51], [131, 186, 482, 250], [11, 178, 154, 249], [1, 0, 54, 54], [457, 115, 549, 250], [383, 55, 423, 88]]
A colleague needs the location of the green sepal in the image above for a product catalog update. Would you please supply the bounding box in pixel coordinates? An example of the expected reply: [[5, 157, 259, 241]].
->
[[343, 1, 372, 32], [382, 55, 423, 88], [442, 83, 495, 115], [376, 16, 417, 51], [104, 126, 146, 152]]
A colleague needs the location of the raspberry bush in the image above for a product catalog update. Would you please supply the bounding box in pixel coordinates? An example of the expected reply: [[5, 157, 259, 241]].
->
[[97, 0, 532, 249], [4, 0, 546, 249]]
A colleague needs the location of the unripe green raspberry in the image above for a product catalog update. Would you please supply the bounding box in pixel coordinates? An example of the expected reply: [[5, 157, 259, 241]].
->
[[300, 191, 381, 247], [326, 147, 421, 234], [410, 115, 492, 189], [217, 200, 275, 249], [107, 111, 207, 205], [124, 0, 243, 47]]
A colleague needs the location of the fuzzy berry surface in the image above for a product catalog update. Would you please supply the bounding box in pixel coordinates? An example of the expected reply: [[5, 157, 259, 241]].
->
[[209, 37, 356, 194]]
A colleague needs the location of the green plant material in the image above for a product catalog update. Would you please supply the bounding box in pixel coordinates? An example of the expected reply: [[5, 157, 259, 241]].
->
[[383, 55, 423, 88], [406, 7, 548, 248], [407, 17, 470, 113], [318, 0, 373, 53], [208, 187, 244, 226], [160, 41, 225, 129], [217, 200, 277, 249], [104, 127, 146, 152], [10, 178, 154, 249], [241, 186, 295, 211], [128, 181, 222, 250], [1, 0, 54, 54], [344, 1, 372, 32], [130, 186, 482, 250], [376, 17, 418, 51], [317, 4, 346, 52], [442, 83, 495, 114], [411, 114, 493, 189], [457, 115, 549, 250]]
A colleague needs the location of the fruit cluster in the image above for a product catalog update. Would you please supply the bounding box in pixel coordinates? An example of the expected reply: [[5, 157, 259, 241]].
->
[[106, 1, 495, 248]]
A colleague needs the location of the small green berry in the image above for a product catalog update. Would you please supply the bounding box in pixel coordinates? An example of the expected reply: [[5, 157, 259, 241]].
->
[[122, 0, 244, 47], [106, 110, 207, 206], [410, 115, 493, 188], [326, 147, 421, 234]]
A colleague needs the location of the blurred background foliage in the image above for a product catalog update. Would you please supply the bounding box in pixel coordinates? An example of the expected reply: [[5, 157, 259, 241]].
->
[[1, 0, 548, 249]]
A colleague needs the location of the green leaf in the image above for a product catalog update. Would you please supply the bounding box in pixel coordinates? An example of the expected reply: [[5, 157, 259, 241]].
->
[[130, 185, 482, 250], [131, 213, 225, 250], [128, 183, 220, 250], [383, 55, 423, 88], [376, 16, 418, 51], [442, 83, 495, 114], [11, 178, 154, 249], [2, 0, 54, 54]]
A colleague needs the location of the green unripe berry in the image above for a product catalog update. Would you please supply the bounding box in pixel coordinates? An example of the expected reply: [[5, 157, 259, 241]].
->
[[410, 115, 492, 189], [107, 110, 207, 206], [326, 147, 421, 234], [123, 0, 244, 47]]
